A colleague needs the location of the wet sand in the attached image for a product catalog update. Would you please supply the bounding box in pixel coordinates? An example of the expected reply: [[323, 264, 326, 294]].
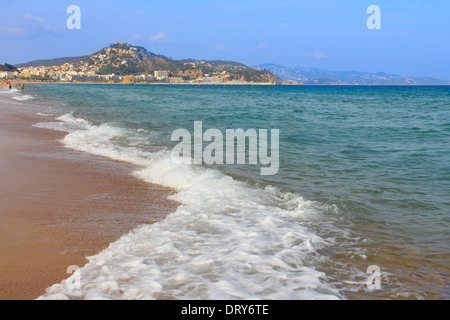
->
[[0, 103, 179, 300]]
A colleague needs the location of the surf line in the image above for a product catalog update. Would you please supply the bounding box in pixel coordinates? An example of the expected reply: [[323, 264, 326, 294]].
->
[[171, 121, 279, 176]]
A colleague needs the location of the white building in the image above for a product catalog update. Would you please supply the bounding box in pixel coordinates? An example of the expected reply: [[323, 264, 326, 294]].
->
[[0, 71, 13, 78], [59, 73, 73, 82], [154, 70, 169, 80], [136, 74, 153, 81]]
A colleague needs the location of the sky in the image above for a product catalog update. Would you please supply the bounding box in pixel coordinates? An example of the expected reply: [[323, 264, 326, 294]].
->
[[0, 0, 449, 79]]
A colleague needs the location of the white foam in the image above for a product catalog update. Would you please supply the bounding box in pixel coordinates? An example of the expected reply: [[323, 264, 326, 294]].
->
[[0, 87, 34, 102], [36, 112, 56, 117], [12, 95, 34, 101], [0, 87, 20, 94], [36, 114, 341, 300]]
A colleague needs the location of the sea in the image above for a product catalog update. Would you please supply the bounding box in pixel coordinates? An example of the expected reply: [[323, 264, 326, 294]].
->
[[1, 84, 449, 300]]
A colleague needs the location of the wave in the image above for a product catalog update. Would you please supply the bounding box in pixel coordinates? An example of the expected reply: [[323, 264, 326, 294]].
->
[[36, 112, 57, 117], [35, 113, 341, 300], [0, 87, 21, 95], [12, 95, 34, 101], [0, 87, 34, 101]]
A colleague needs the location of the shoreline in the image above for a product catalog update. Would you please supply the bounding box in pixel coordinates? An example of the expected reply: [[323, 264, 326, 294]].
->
[[3, 79, 278, 86], [9, 81, 450, 86], [0, 99, 179, 300]]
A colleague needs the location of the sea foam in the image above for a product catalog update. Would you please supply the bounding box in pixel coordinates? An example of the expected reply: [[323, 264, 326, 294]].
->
[[0, 87, 34, 101], [36, 113, 341, 300], [12, 95, 34, 101]]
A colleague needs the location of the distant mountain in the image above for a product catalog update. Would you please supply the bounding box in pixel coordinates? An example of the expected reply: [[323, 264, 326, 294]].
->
[[255, 64, 449, 85], [0, 63, 17, 72], [179, 59, 247, 68], [15, 56, 88, 68], [15, 42, 281, 83]]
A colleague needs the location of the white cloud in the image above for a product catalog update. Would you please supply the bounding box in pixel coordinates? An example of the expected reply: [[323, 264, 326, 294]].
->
[[0, 14, 64, 38], [257, 43, 267, 49], [150, 30, 174, 43], [22, 14, 45, 25]]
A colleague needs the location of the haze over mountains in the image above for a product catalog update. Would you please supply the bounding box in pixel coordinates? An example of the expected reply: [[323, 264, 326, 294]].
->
[[7, 43, 449, 85], [255, 64, 450, 85]]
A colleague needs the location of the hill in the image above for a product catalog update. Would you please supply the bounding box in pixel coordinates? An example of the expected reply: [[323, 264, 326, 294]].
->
[[87, 42, 280, 82], [0, 63, 17, 72], [256, 64, 450, 85], [15, 42, 281, 83], [15, 56, 87, 68]]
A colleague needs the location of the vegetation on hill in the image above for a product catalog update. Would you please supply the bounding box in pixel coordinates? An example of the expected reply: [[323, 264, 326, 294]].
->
[[0, 63, 17, 72], [16, 42, 282, 83], [15, 56, 87, 68]]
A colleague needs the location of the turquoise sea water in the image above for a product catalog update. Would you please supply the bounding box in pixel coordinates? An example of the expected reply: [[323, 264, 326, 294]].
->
[[5, 84, 449, 299]]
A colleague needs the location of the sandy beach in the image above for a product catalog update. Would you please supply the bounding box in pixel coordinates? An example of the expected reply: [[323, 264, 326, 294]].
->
[[0, 101, 179, 300]]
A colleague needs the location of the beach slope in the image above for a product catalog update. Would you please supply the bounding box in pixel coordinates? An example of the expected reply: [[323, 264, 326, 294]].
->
[[0, 103, 178, 300]]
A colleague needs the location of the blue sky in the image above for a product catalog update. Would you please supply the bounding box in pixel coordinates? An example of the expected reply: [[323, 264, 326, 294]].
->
[[1, 0, 449, 79]]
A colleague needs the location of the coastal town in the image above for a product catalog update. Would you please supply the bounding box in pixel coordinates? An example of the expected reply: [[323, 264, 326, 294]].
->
[[0, 41, 282, 85]]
